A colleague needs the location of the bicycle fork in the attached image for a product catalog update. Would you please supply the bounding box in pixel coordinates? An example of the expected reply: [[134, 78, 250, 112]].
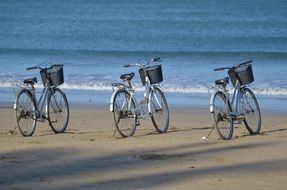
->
[[230, 86, 246, 123]]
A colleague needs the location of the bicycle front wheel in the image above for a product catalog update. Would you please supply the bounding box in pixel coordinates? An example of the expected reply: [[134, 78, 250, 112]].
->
[[15, 89, 36, 137], [112, 90, 137, 137], [242, 88, 261, 135], [47, 88, 69, 133], [149, 87, 169, 133], [212, 91, 233, 140]]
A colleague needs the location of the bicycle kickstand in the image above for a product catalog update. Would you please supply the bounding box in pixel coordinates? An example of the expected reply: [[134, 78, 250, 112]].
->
[[202, 124, 215, 140]]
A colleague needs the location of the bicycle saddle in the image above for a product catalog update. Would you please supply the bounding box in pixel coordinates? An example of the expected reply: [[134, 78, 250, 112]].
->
[[215, 77, 229, 85], [120, 72, 135, 81], [24, 77, 37, 85]]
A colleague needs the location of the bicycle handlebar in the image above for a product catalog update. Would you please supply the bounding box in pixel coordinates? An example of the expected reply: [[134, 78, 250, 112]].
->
[[26, 66, 38, 70], [123, 57, 161, 68], [238, 60, 252, 67], [214, 60, 253, 72], [214, 67, 228, 71], [153, 57, 161, 62], [26, 64, 63, 71], [123, 64, 136, 68]]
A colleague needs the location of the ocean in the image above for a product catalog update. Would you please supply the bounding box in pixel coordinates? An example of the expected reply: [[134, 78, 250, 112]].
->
[[0, 0, 287, 111]]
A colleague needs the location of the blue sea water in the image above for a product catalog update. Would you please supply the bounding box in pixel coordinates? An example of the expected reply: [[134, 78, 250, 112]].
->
[[0, 0, 287, 111]]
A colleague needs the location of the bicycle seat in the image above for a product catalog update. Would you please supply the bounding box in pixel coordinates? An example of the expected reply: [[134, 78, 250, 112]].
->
[[215, 77, 229, 85], [120, 73, 135, 81], [24, 77, 37, 85]]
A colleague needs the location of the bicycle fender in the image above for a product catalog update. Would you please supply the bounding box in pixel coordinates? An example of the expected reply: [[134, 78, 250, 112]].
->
[[148, 90, 152, 114], [240, 86, 249, 92], [109, 90, 118, 112], [15, 88, 35, 109], [209, 91, 216, 113], [14, 87, 24, 110], [148, 86, 164, 114]]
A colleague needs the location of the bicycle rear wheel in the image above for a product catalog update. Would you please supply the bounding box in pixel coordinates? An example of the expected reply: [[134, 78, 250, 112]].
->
[[112, 90, 137, 137], [47, 88, 69, 133], [15, 89, 36, 137], [242, 88, 261, 135], [212, 91, 233, 140], [149, 87, 169, 133]]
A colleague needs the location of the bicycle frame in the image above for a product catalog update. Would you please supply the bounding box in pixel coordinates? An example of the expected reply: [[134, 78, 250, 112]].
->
[[230, 81, 245, 116], [15, 80, 53, 121], [33, 83, 51, 119], [110, 74, 164, 118], [208, 60, 261, 140], [137, 81, 164, 118], [209, 77, 248, 119]]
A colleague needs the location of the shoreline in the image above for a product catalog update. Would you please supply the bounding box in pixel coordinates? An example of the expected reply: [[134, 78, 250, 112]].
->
[[1, 99, 287, 115], [1, 86, 287, 113]]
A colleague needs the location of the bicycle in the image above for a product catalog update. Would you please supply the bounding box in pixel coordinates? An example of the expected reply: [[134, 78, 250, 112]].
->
[[13, 64, 69, 137], [110, 57, 169, 138], [209, 60, 261, 140]]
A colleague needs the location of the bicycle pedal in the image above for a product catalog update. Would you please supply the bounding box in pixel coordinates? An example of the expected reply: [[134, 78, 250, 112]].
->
[[236, 115, 245, 120], [136, 121, 140, 126]]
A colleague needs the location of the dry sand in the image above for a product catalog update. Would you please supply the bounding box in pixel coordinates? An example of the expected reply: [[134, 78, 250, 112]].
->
[[0, 104, 286, 190]]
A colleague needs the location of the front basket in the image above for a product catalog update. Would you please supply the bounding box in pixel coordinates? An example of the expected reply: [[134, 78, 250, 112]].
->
[[138, 65, 163, 85], [228, 64, 254, 86], [40, 64, 64, 86]]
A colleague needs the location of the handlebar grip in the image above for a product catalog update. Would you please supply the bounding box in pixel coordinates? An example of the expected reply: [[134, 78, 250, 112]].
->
[[238, 60, 252, 66], [153, 57, 161, 62], [123, 64, 131, 67], [26, 66, 37, 70], [214, 67, 224, 71]]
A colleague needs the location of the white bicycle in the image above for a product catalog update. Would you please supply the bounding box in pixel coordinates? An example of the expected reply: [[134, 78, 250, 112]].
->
[[209, 60, 261, 140], [110, 57, 169, 138]]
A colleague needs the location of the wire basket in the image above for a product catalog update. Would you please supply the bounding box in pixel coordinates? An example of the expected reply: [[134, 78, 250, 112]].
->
[[40, 64, 64, 86], [228, 64, 254, 86], [138, 65, 163, 85]]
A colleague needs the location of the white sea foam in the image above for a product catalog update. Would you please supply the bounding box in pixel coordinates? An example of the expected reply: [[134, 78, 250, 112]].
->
[[252, 87, 287, 96], [2, 81, 287, 96]]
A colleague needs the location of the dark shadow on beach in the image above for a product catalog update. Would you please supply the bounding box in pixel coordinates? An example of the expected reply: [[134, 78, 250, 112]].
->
[[0, 140, 285, 189]]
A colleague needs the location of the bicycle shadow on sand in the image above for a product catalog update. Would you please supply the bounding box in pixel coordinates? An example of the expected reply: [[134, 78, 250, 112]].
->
[[0, 137, 285, 189]]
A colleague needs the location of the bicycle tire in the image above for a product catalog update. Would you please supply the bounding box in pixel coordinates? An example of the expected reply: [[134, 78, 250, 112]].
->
[[47, 88, 69, 133], [242, 87, 261, 135], [149, 87, 169, 133], [15, 89, 37, 137], [212, 91, 234, 140], [112, 90, 137, 137]]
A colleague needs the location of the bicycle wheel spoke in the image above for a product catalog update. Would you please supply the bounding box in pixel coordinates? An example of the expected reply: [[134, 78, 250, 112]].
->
[[242, 88, 261, 134], [16, 90, 36, 137], [212, 92, 233, 140], [150, 87, 169, 133], [48, 89, 69, 133], [112, 90, 136, 137]]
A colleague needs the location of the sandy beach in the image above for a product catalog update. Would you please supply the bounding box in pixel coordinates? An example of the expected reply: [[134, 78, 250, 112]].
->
[[0, 104, 286, 190], [1, 0, 287, 189]]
